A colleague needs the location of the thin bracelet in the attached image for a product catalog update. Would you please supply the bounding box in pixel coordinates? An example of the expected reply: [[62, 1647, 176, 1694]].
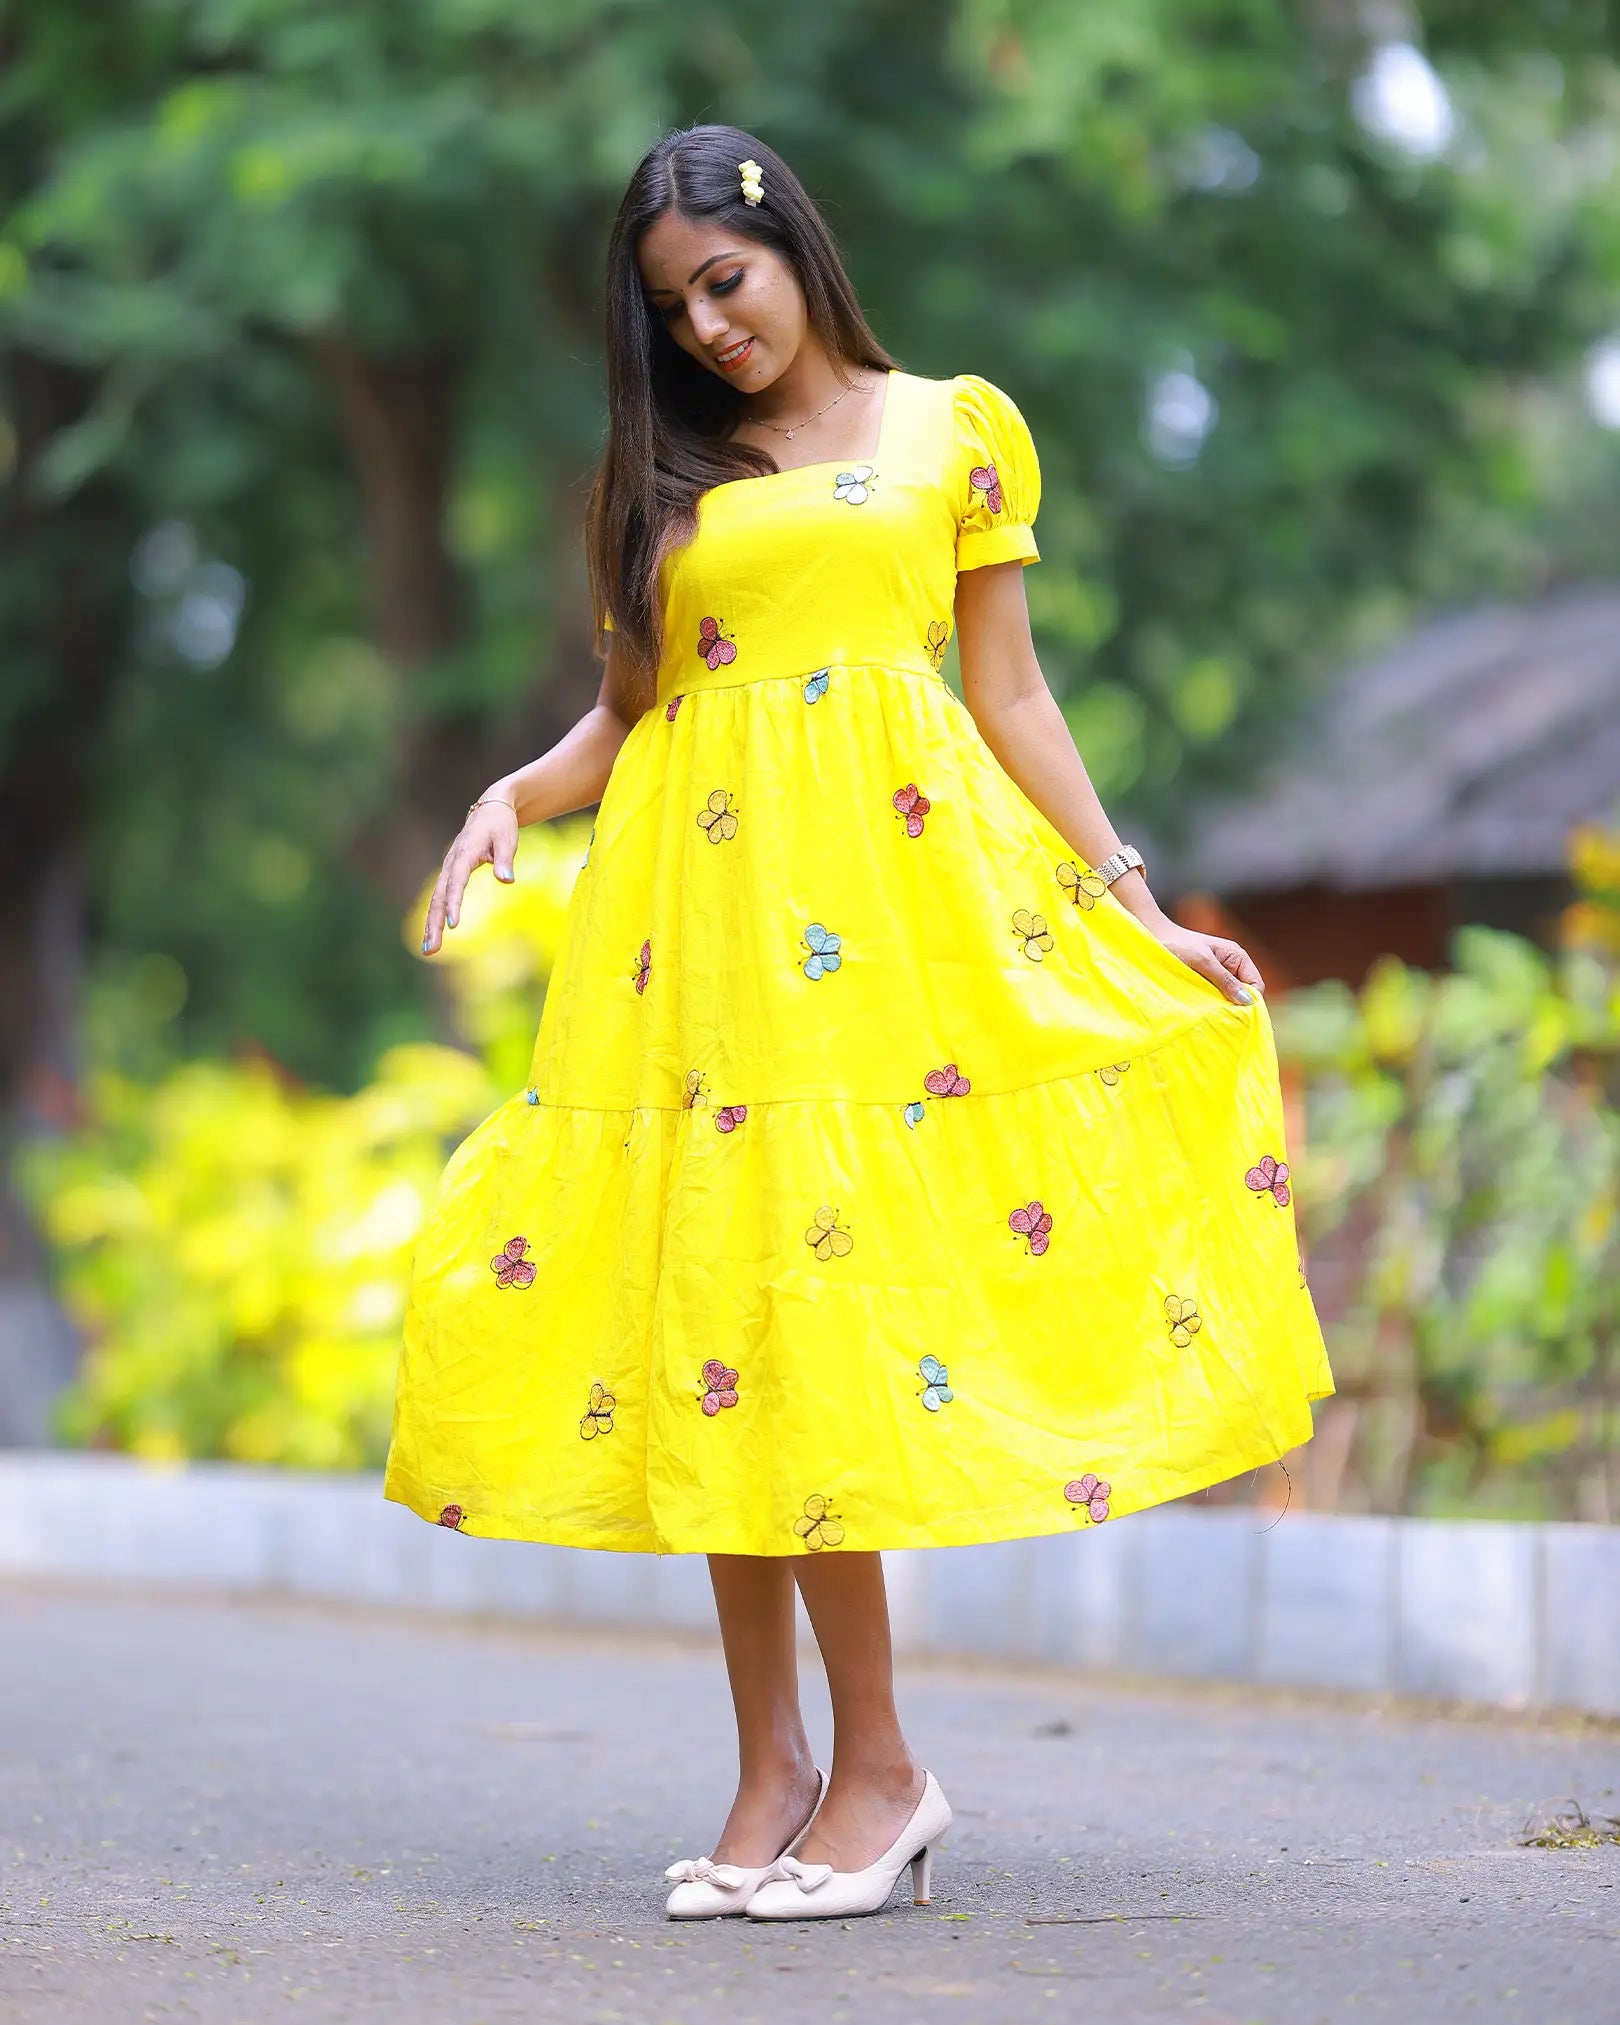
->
[[468, 794, 518, 817]]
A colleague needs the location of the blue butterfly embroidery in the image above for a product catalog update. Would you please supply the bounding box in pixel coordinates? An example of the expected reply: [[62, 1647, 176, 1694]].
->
[[803, 668, 830, 703], [903, 1100, 925, 1128], [918, 1355, 953, 1410], [525, 1087, 540, 1106], [800, 923, 843, 978]]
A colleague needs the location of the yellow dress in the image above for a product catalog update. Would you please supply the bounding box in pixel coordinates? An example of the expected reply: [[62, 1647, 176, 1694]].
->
[[383, 368, 1334, 1556]]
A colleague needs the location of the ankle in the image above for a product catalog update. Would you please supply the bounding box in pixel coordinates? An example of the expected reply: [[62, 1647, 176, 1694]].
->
[[830, 1744, 922, 1792], [737, 1744, 817, 1791]]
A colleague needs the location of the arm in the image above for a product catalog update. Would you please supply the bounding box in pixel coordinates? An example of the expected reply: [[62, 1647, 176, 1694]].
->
[[953, 560, 1263, 1003], [421, 636, 642, 955]]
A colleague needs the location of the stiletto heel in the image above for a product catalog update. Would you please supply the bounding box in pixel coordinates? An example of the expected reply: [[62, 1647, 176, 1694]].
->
[[745, 1768, 953, 1919]]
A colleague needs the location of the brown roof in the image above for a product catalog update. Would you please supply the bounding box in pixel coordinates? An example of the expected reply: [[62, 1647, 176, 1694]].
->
[[1169, 585, 1620, 894]]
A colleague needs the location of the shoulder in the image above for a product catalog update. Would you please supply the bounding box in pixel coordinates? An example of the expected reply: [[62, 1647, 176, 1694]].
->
[[948, 372, 1036, 444], [945, 374, 1042, 553], [947, 374, 1041, 505]]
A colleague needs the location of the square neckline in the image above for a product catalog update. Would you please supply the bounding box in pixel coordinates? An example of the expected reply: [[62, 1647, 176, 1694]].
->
[[702, 368, 901, 500]]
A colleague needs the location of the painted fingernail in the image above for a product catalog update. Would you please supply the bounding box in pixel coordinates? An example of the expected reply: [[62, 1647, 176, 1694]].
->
[[447, 911, 457, 928], [421, 937, 430, 952], [1235, 986, 1254, 1005]]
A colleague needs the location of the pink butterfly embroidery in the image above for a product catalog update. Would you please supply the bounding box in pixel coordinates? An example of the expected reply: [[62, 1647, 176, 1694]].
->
[[666, 693, 684, 719], [633, 939, 651, 994], [697, 616, 737, 669], [1009, 1201, 1052, 1254], [490, 1236, 536, 1288], [714, 1105, 748, 1132], [892, 783, 931, 837], [701, 1358, 740, 1414], [438, 1504, 465, 1529], [1245, 1154, 1291, 1207], [969, 462, 1003, 514], [924, 1062, 970, 1098], [1064, 1472, 1111, 1522]]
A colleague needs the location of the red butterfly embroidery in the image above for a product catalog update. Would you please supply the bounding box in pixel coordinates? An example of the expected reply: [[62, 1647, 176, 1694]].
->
[[633, 939, 651, 994], [701, 1358, 740, 1414], [923, 1063, 970, 1097], [1244, 1153, 1291, 1207], [969, 462, 1003, 514], [892, 783, 931, 836], [438, 1504, 465, 1529], [1009, 1201, 1052, 1254], [490, 1236, 536, 1288], [666, 693, 684, 719], [1064, 1472, 1111, 1522], [697, 616, 737, 669], [714, 1105, 748, 1132]]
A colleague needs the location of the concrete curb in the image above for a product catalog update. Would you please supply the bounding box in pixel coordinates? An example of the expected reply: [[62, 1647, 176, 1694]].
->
[[0, 1453, 1615, 1716]]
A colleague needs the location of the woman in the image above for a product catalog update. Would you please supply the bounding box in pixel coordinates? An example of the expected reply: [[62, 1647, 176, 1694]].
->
[[385, 124, 1333, 1923]]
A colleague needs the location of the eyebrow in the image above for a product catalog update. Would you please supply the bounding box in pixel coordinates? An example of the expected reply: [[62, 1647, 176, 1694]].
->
[[644, 250, 745, 297]]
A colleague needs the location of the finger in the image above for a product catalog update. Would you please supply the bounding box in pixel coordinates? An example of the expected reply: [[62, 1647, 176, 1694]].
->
[[1193, 948, 1252, 1003], [421, 873, 449, 954], [446, 836, 495, 926], [1218, 940, 1266, 989], [443, 849, 473, 929], [493, 822, 517, 883]]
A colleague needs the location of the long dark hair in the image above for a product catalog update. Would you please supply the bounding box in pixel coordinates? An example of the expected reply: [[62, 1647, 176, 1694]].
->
[[584, 124, 898, 711]]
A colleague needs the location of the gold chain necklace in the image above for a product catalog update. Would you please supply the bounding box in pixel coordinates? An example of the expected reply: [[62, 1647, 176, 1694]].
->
[[751, 379, 860, 442]]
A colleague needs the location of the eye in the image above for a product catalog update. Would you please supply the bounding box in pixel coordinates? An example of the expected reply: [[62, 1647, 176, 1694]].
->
[[711, 271, 743, 295]]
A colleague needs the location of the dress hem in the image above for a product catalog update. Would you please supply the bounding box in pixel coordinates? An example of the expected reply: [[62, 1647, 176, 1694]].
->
[[380, 1379, 1334, 1557]]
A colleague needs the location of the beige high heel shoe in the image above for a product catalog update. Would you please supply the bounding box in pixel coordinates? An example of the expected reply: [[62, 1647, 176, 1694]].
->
[[744, 1768, 952, 1920], [663, 1766, 828, 1919]]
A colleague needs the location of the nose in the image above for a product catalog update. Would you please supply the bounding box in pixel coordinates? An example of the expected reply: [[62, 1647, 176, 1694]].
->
[[689, 300, 730, 346]]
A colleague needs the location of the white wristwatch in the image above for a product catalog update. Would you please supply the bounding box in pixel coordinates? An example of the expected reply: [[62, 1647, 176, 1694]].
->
[[1094, 845, 1145, 888]]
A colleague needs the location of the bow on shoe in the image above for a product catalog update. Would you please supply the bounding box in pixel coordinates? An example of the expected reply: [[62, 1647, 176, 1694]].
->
[[771, 1852, 834, 1892], [663, 1855, 750, 1888]]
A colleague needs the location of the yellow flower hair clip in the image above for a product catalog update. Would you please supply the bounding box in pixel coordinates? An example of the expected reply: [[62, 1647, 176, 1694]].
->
[[738, 159, 764, 206]]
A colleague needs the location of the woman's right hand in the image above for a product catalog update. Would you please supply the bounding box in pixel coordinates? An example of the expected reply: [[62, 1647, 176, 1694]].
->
[[421, 798, 520, 955]]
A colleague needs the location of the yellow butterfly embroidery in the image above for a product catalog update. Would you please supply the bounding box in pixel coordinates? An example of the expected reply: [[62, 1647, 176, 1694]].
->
[[925, 620, 950, 670], [1012, 908, 1055, 960], [804, 1205, 853, 1260], [682, 1069, 708, 1109], [1056, 860, 1108, 909], [793, 1494, 845, 1550], [697, 788, 738, 842], [579, 1381, 616, 1440], [1164, 1294, 1201, 1347], [1097, 1060, 1132, 1086]]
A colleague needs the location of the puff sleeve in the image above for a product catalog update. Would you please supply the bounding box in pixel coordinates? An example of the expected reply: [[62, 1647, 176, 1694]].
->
[[952, 373, 1042, 572]]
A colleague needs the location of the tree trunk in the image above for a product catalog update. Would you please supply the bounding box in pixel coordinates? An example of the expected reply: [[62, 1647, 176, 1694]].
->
[[0, 347, 136, 1444]]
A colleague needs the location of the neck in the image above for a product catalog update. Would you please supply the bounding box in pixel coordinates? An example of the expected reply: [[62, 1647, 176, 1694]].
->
[[745, 342, 860, 428]]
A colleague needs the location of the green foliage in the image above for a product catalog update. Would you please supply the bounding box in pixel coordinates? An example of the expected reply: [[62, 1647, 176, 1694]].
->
[[1275, 831, 1620, 1520]]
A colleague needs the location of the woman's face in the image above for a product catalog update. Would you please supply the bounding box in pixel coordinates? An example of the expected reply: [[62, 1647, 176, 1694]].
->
[[637, 211, 807, 391]]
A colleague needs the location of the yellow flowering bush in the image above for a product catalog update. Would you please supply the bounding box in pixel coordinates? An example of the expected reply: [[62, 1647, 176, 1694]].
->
[[17, 816, 593, 1466]]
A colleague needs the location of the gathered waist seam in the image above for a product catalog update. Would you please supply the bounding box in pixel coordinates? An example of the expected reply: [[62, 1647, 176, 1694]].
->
[[657, 657, 946, 702]]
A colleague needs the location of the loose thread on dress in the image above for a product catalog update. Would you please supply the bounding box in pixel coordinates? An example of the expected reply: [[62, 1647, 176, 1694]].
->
[[1257, 1460, 1293, 1533]]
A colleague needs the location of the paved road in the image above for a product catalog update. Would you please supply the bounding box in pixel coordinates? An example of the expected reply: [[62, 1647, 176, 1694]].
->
[[1, 1577, 1616, 2024]]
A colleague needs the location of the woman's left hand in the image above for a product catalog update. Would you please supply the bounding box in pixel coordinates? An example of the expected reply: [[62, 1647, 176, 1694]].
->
[[1150, 921, 1264, 1004]]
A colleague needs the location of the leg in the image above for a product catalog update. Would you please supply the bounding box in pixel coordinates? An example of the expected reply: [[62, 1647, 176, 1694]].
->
[[703, 1553, 821, 1865], [790, 1551, 926, 1869]]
